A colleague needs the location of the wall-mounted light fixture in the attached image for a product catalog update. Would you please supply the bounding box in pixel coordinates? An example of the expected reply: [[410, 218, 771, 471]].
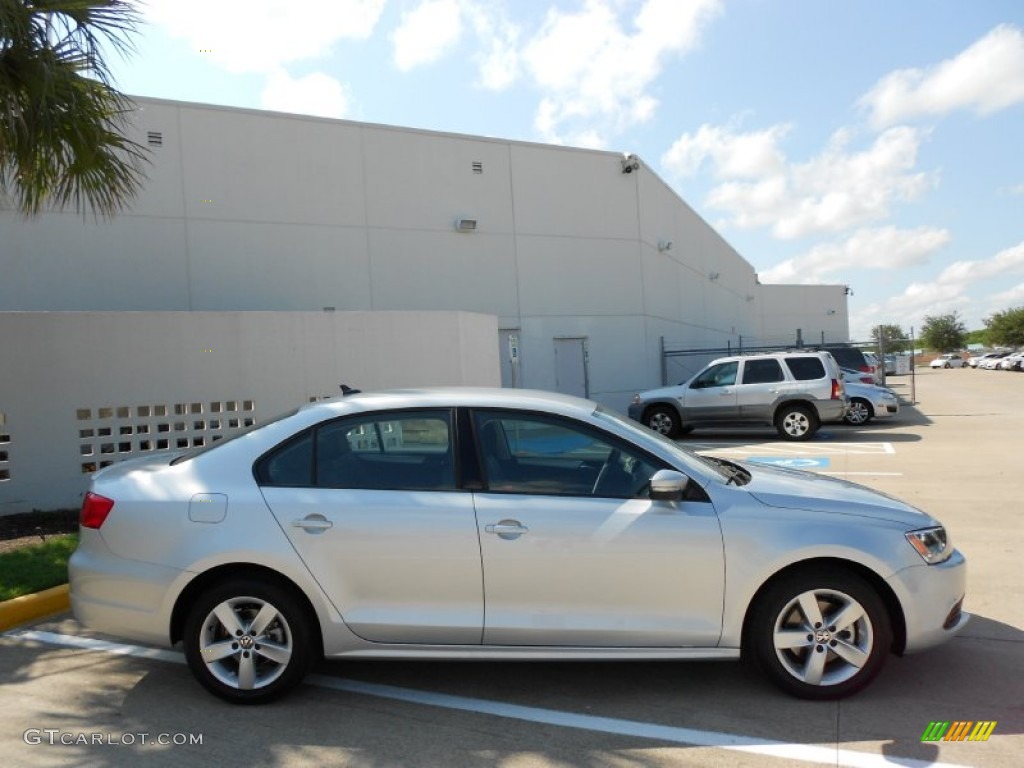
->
[[708, 272, 720, 281], [454, 218, 477, 232], [657, 239, 673, 252], [621, 153, 640, 174], [844, 285, 854, 296], [826, 309, 837, 316]]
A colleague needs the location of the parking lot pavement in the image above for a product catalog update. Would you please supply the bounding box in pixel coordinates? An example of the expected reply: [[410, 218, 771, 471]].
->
[[2, 368, 1021, 767]]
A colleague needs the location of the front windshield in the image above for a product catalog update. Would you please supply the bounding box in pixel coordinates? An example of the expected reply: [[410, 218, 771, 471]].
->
[[593, 405, 732, 480]]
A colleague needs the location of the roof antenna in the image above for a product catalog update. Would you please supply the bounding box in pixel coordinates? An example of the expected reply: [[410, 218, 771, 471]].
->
[[339, 384, 361, 396]]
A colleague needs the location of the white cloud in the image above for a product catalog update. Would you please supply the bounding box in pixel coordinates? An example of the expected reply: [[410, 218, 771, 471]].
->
[[859, 24, 1024, 128], [144, 0, 386, 74], [392, 0, 465, 72], [936, 241, 1024, 284], [522, 0, 723, 146], [760, 226, 951, 284], [663, 123, 791, 179], [260, 70, 349, 119], [664, 123, 936, 239], [465, 3, 521, 90], [850, 240, 1024, 335], [991, 281, 1024, 305]]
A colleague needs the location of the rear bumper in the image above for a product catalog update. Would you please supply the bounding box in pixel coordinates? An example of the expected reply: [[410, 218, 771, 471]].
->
[[69, 531, 181, 648]]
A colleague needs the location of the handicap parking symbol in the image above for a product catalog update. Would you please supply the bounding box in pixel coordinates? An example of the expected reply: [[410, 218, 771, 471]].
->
[[746, 457, 831, 469]]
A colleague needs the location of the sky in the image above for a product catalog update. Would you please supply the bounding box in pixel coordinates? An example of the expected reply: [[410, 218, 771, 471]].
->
[[106, 0, 1024, 340]]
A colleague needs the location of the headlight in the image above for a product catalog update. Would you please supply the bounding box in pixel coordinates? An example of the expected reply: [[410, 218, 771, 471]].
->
[[905, 526, 951, 564], [632, 394, 641, 405]]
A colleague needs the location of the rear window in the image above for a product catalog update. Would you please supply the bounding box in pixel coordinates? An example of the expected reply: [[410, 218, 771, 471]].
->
[[742, 358, 784, 384], [785, 356, 826, 380]]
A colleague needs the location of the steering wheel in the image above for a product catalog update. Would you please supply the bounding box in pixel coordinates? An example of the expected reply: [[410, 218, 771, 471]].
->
[[592, 448, 622, 496]]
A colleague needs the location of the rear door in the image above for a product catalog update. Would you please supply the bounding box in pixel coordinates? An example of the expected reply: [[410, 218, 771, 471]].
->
[[736, 358, 786, 421], [258, 409, 484, 645]]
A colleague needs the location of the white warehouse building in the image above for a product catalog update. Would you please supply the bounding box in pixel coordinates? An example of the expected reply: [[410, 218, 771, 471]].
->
[[0, 97, 849, 512]]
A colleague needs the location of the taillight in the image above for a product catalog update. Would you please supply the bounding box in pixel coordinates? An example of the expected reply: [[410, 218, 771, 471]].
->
[[831, 379, 841, 400], [81, 492, 114, 529]]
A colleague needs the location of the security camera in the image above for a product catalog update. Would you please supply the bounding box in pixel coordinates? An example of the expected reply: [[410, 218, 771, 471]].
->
[[621, 153, 640, 174]]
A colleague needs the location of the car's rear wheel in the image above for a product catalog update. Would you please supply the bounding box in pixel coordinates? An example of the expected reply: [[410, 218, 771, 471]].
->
[[644, 405, 681, 438], [184, 578, 314, 704], [843, 398, 872, 426], [747, 570, 891, 700], [775, 405, 818, 441]]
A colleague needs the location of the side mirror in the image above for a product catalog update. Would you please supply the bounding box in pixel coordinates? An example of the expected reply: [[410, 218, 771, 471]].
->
[[649, 469, 690, 502]]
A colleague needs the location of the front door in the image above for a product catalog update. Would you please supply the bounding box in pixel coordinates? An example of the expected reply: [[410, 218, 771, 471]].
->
[[471, 410, 724, 647]]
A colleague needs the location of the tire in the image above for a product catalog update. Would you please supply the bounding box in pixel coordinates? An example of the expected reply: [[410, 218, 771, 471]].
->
[[775, 404, 818, 441], [183, 578, 315, 704], [746, 569, 892, 700], [843, 398, 872, 426], [944, 363, 951, 369], [644, 405, 682, 438]]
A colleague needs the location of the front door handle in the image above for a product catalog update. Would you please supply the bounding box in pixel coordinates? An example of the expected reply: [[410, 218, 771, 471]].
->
[[292, 514, 333, 533], [485, 519, 529, 540]]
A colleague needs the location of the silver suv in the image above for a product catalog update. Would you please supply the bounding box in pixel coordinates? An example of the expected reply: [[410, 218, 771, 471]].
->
[[629, 351, 846, 441]]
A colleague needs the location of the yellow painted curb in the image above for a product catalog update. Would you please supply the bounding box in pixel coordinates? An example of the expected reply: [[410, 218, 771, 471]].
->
[[0, 584, 70, 631]]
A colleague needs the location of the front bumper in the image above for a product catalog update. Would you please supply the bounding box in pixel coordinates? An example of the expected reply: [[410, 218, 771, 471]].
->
[[887, 547, 969, 653]]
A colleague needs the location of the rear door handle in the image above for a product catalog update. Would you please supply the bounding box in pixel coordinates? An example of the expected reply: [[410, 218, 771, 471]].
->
[[485, 520, 529, 540], [292, 514, 333, 533]]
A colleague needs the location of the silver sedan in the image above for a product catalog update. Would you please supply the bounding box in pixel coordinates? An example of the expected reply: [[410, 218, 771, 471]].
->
[[843, 382, 900, 425], [70, 387, 967, 704]]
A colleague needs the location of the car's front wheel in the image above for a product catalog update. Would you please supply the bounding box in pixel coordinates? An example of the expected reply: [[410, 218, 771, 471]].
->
[[775, 404, 818, 441], [843, 398, 872, 426], [747, 570, 892, 700], [644, 405, 682, 438], [183, 578, 314, 704]]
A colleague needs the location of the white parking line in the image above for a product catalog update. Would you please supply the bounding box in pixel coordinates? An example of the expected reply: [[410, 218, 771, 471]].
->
[[5, 630, 967, 768]]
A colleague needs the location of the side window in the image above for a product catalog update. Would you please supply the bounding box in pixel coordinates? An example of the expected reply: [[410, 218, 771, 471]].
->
[[785, 356, 826, 381], [474, 411, 662, 498], [317, 411, 455, 490], [741, 358, 784, 384], [255, 431, 313, 487], [691, 361, 738, 389]]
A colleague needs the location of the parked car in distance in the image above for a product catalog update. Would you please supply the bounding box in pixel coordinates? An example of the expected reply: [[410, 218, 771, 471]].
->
[[628, 351, 846, 441], [841, 367, 876, 385], [883, 355, 897, 375], [930, 354, 967, 369], [979, 352, 1010, 369], [997, 352, 1024, 371], [863, 352, 885, 384], [821, 345, 878, 383], [70, 386, 969, 704], [967, 352, 1005, 368], [843, 382, 900, 426]]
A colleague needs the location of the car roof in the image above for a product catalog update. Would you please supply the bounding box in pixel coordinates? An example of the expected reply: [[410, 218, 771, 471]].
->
[[296, 387, 598, 418]]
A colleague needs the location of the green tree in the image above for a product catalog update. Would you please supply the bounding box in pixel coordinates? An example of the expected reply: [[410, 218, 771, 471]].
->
[[920, 312, 967, 352], [984, 306, 1024, 347], [871, 323, 910, 353], [965, 328, 988, 347], [0, 0, 148, 216]]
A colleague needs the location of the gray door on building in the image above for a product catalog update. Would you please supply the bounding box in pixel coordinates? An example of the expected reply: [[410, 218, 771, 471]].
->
[[499, 329, 520, 388], [553, 337, 588, 398]]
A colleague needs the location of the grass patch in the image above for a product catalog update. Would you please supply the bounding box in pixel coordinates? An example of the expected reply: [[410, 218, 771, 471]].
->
[[0, 534, 78, 602]]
